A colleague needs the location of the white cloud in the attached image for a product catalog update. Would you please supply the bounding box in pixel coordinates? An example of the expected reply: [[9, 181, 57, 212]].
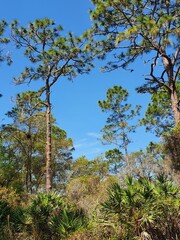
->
[[87, 132, 101, 139], [74, 138, 99, 149], [73, 134, 104, 159], [74, 138, 88, 149], [72, 131, 111, 159], [89, 147, 102, 155]]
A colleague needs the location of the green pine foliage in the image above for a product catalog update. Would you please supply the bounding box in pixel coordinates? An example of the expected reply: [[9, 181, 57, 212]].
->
[[0, 1, 179, 237]]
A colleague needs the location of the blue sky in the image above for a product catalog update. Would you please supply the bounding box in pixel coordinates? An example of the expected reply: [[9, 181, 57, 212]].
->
[[0, 0, 158, 159]]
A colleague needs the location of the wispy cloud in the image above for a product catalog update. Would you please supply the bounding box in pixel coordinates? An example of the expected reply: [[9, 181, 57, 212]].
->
[[74, 138, 99, 150], [73, 133, 105, 159], [74, 138, 88, 149], [89, 147, 103, 155], [87, 132, 102, 139]]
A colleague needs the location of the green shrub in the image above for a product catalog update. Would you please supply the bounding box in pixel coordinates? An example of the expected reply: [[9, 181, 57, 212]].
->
[[26, 191, 87, 240], [102, 175, 180, 239]]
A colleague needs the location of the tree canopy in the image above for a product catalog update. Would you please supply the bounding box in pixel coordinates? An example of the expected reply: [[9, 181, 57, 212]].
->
[[0, 3, 179, 239], [90, 0, 180, 125], [11, 18, 93, 192]]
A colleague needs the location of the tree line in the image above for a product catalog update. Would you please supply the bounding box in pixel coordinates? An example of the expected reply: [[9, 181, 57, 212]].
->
[[0, 0, 179, 239]]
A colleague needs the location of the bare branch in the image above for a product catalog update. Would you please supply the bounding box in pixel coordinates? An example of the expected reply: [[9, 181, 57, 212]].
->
[[172, 46, 180, 66], [174, 65, 180, 82]]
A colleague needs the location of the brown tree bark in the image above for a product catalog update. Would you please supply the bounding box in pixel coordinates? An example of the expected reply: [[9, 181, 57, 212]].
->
[[161, 52, 180, 126], [45, 80, 52, 192], [170, 89, 180, 126]]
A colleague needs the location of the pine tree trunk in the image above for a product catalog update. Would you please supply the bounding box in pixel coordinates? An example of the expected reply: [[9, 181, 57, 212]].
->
[[162, 55, 180, 126], [46, 81, 52, 192], [170, 89, 180, 126], [27, 126, 33, 193], [122, 130, 130, 174]]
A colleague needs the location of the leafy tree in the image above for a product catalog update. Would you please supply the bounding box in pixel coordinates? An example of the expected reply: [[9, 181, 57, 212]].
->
[[0, 20, 12, 101], [0, 91, 46, 192], [104, 142, 174, 180], [0, 139, 23, 192], [68, 156, 117, 218], [66, 174, 116, 219], [70, 155, 109, 179], [141, 83, 180, 136], [163, 124, 180, 172], [90, 155, 109, 179], [90, 0, 180, 126], [70, 156, 91, 178], [0, 20, 11, 64], [98, 85, 141, 173], [11, 18, 93, 192], [128, 142, 166, 178], [0, 91, 73, 192], [105, 148, 124, 174], [51, 125, 74, 190]]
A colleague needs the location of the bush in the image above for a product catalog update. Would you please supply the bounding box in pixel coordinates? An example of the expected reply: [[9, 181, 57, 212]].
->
[[26, 191, 87, 240], [102, 175, 180, 239], [0, 187, 26, 240]]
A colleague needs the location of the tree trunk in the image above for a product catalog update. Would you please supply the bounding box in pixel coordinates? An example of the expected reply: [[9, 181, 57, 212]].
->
[[27, 126, 33, 193], [170, 89, 180, 126], [46, 81, 52, 192], [122, 130, 130, 174], [161, 54, 180, 126]]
